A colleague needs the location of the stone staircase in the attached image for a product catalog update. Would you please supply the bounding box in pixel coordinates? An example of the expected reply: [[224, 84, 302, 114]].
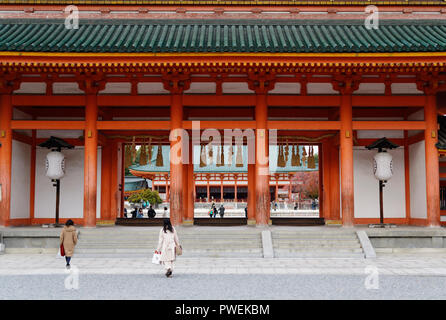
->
[[75, 226, 263, 258], [271, 228, 365, 258]]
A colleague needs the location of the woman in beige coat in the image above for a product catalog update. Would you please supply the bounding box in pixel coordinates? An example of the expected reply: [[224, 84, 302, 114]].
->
[[156, 219, 181, 278], [59, 219, 78, 269]]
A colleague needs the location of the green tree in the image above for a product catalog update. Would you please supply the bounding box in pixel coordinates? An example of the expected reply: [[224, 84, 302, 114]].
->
[[127, 188, 162, 205]]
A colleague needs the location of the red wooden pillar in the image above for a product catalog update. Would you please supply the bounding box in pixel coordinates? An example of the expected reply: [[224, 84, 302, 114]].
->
[[234, 177, 238, 202], [187, 144, 195, 220], [220, 175, 224, 201], [322, 140, 331, 220], [110, 139, 119, 220], [424, 94, 440, 227], [169, 93, 184, 226], [206, 176, 210, 202], [83, 94, 98, 227], [0, 94, 12, 227], [330, 142, 341, 220], [340, 94, 354, 226], [100, 138, 112, 220], [255, 93, 270, 225], [182, 148, 188, 221], [29, 129, 36, 224], [165, 176, 169, 201], [403, 130, 411, 223], [247, 164, 255, 220]]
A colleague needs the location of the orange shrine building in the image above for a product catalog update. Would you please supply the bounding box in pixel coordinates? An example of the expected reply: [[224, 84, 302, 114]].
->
[[1, 0, 446, 227]]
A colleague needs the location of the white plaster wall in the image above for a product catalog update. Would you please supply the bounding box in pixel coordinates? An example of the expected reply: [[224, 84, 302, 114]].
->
[[185, 82, 216, 94], [222, 82, 253, 94], [391, 83, 423, 95], [14, 82, 46, 94], [11, 141, 31, 219], [353, 148, 406, 218], [100, 82, 131, 95], [53, 82, 84, 94], [409, 141, 427, 219], [34, 147, 102, 219], [354, 83, 385, 95], [138, 83, 169, 94]]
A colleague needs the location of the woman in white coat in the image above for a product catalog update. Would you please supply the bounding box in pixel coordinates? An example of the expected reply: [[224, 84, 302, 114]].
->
[[156, 219, 181, 278]]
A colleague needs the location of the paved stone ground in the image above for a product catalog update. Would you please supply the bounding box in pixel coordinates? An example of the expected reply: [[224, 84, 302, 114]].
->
[[1, 274, 446, 300], [2, 254, 446, 276], [0, 253, 446, 299]]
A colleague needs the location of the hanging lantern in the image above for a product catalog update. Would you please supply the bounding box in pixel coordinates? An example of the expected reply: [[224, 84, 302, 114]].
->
[[296, 144, 301, 166], [301, 146, 307, 167], [366, 138, 399, 182], [228, 144, 233, 166], [236, 144, 243, 167], [131, 136, 137, 164], [208, 144, 213, 164], [220, 143, 225, 166], [373, 152, 393, 181], [38, 137, 74, 227], [285, 140, 289, 163], [147, 138, 153, 164], [216, 145, 222, 167], [365, 138, 400, 227], [276, 143, 284, 167], [308, 146, 316, 169], [139, 140, 147, 166], [200, 144, 207, 167], [156, 143, 164, 167], [45, 151, 66, 180], [291, 144, 296, 166], [125, 145, 132, 169]]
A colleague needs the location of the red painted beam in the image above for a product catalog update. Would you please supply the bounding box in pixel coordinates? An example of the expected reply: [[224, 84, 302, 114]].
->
[[10, 95, 429, 108], [11, 120, 85, 130], [267, 121, 340, 130], [352, 121, 426, 130], [97, 121, 171, 130]]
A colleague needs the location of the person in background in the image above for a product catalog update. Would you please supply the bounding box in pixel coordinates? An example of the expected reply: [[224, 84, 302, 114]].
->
[[137, 208, 144, 218], [213, 204, 218, 218], [156, 219, 181, 278], [245, 206, 248, 218], [163, 207, 168, 218], [59, 219, 78, 270], [219, 204, 225, 218], [148, 205, 156, 218]]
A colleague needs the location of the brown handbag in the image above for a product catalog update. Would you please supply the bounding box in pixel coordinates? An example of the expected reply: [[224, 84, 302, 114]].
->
[[175, 245, 182, 256]]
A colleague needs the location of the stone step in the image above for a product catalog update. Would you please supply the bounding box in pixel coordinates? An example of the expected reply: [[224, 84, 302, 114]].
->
[[274, 252, 364, 258], [272, 234, 357, 239], [273, 238, 360, 243], [275, 248, 364, 253], [273, 244, 361, 249], [77, 244, 262, 249]]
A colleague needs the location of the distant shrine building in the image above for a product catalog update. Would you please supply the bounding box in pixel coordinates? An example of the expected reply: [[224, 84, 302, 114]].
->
[[1, 0, 446, 227]]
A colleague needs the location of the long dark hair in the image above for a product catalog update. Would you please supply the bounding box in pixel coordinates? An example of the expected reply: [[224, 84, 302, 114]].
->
[[163, 219, 174, 233]]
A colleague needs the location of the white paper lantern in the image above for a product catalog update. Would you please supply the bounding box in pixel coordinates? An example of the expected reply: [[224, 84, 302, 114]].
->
[[373, 152, 393, 181], [45, 151, 66, 180]]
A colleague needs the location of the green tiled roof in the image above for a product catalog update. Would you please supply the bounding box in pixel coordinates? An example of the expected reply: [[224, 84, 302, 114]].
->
[[1, 19, 446, 53]]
